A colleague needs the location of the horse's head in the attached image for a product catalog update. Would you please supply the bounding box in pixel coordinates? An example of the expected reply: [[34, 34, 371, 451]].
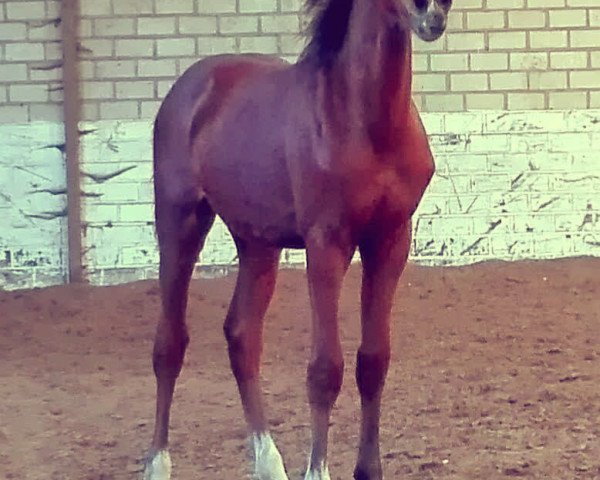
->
[[395, 0, 452, 42]]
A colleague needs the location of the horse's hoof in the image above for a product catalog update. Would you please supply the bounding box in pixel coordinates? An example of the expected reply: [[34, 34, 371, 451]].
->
[[142, 449, 171, 480]]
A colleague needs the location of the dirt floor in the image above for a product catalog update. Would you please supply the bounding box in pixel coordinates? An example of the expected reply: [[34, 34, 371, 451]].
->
[[1, 258, 599, 480]]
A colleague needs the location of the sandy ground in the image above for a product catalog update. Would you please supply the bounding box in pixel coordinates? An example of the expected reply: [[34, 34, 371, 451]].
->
[[0, 258, 599, 480]]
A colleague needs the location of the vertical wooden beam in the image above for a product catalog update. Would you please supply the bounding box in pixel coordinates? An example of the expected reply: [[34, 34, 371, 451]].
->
[[61, 0, 83, 283]]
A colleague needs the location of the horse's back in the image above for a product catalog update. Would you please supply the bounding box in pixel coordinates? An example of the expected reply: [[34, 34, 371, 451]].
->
[[155, 54, 288, 144]]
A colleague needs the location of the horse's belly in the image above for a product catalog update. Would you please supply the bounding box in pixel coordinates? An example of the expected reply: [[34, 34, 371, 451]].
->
[[200, 148, 301, 247], [215, 199, 303, 248]]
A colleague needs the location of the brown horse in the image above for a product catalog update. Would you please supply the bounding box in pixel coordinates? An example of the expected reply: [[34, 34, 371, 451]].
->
[[143, 0, 451, 478]]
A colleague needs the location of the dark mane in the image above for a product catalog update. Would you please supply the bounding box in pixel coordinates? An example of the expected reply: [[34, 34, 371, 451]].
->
[[299, 0, 355, 69]]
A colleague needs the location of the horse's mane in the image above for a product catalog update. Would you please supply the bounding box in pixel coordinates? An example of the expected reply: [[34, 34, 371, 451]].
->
[[299, 0, 355, 69]]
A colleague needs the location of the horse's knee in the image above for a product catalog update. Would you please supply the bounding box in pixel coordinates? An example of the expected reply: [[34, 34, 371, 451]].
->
[[223, 320, 244, 364], [307, 356, 344, 409], [356, 350, 390, 402], [152, 329, 189, 378], [223, 319, 260, 382]]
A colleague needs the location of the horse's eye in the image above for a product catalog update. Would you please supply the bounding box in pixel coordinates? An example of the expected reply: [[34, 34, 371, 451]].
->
[[414, 0, 428, 11]]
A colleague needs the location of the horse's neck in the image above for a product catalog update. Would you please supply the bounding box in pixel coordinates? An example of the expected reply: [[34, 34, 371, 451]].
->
[[332, 1, 412, 152]]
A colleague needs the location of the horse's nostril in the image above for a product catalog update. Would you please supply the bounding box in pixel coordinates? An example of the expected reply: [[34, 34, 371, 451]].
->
[[429, 12, 446, 32], [430, 24, 444, 34], [429, 26, 444, 37]]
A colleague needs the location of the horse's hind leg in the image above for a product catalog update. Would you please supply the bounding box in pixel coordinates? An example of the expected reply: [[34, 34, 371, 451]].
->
[[223, 239, 288, 480], [144, 198, 215, 480], [353, 223, 411, 480]]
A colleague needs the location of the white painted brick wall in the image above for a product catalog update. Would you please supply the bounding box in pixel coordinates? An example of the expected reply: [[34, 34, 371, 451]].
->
[[2, 110, 598, 288], [414, 111, 600, 264], [70, 110, 600, 286], [0, 123, 67, 289]]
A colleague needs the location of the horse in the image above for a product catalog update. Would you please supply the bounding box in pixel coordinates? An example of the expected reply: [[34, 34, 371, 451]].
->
[[143, 0, 451, 478]]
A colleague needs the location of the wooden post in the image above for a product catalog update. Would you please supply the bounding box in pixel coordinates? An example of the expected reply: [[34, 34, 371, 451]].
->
[[61, 0, 83, 283]]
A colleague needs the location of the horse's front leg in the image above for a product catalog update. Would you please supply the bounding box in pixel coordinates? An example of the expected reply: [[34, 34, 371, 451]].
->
[[304, 231, 354, 480], [354, 222, 411, 480]]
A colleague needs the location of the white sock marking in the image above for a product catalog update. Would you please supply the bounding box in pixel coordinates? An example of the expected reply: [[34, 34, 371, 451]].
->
[[304, 455, 331, 480], [142, 449, 171, 480], [252, 432, 289, 480], [304, 465, 331, 480]]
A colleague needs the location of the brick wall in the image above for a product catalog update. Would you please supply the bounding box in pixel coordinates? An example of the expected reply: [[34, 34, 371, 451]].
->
[[0, 0, 63, 123], [77, 111, 600, 285], [414, 110, 600, 262], [1, 1, 599, 124], [1, 0, 599, 288], [0, 1, 67, 288], [72, 0, 600, 120], [413, 0, 600, 111], [0, 123, 66, 289], [76, 0, 305, 121]]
